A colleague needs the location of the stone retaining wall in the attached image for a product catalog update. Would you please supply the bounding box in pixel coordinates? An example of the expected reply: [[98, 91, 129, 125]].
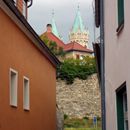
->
[[56, 74, 101, 118]]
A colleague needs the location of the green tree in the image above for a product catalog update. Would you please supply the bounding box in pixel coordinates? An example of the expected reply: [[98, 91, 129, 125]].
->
[[57, 56, 97, 84], [40, 35, 65, 56]]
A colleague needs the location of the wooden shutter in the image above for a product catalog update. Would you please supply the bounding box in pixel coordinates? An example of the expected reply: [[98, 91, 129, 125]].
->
[[95, 0, 100, 27], [118, 0, 124, 26], [116, 83, 126, 130], [116, 93, 124, 130]]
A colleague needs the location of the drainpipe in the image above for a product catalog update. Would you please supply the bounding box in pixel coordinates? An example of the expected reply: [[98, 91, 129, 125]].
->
[[100, 0, 106, 130], [24, 0, 33, 20]]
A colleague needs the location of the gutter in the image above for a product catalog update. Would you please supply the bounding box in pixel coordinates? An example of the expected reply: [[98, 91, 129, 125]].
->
[[100, 0, 106, 129], [1, 0, 60, 67], [65, 49, 94, 53]]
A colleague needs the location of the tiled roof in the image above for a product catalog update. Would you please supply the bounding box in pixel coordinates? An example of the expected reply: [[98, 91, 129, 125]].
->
[[64, 42, 93, 53], [42, 32, 65, 48], [41, 32, 93, 53]]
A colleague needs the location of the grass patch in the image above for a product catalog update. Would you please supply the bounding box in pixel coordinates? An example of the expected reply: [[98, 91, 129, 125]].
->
[[64, 118, 101, 128], [64, 128, 101, 130]]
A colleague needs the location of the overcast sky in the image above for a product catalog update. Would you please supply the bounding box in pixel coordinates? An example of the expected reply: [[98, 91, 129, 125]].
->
[[28, 0, 99, 47]]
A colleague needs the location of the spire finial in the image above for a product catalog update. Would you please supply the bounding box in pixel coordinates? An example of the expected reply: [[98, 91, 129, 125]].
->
[[77, 2, 80, 10], [52, 9, 54, 17]]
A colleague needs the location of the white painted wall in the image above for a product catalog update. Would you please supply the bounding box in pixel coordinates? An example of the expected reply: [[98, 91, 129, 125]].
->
[[104, 0, 130, 129]]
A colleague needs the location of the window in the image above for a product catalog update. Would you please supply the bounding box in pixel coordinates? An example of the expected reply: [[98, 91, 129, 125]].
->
[[117, 0, 124, 32], [23, 77, 30, 110], [116, 82, 129, 130], [10, 68, 18, 107], [76, 54, 80, 59], [123, 92, 129, 130]]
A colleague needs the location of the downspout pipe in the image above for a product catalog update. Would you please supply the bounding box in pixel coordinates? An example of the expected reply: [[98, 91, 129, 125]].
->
[[100, 0, 106, 130]]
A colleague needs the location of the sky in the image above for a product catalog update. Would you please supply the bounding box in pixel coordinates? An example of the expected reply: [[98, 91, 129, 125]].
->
[[28, 0, 99, 48]]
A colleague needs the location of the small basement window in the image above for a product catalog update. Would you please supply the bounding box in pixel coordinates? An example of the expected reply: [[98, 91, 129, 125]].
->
[[23, 77, 30, 110], [10, 68, 18, 107]]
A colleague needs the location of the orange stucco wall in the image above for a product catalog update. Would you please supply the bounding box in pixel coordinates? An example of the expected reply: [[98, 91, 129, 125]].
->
[[0, 9, 56, 130]]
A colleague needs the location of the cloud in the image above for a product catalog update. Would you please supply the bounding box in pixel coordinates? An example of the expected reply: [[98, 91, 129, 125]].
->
[[32, 0, 92, 7], [28, 0, 99, 48]]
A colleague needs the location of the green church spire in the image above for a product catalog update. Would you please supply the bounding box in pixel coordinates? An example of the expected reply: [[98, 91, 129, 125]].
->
[[72, 5, 85, 33], [51, 10, 60, 38]]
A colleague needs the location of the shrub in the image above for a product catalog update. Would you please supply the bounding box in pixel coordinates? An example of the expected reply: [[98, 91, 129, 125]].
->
[[83, 116, 89, 120], [64, 114, 69, 120], [57, 56, 97, 84], [40, 35, 65, 56]]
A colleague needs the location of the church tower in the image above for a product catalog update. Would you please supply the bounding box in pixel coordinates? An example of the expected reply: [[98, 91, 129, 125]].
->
[[69, 6, 89, 48], [51, 11, 61, 39]]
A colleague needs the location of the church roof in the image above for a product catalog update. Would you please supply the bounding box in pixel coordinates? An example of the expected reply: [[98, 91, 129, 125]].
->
[[51, 12, 61, 38], [43, 32, 65, 48], [41, 32, 93, 53], [72, 7, 85, 33], [64, 42, 93, 53]]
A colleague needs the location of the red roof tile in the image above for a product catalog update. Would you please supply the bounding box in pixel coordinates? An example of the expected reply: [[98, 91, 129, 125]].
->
[[43, 32, 65, 48], [41, 32, 93, 53], [64, 42, 93, 53]]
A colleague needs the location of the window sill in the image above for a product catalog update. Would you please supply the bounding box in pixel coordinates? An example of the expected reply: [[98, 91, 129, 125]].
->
[[116, 21, 124, 35], [24, 108, 30, 111], [10, 105, 17, 108]]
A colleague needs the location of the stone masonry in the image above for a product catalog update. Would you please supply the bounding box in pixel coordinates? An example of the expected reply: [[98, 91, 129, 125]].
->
[[56, 74, 101, 118]]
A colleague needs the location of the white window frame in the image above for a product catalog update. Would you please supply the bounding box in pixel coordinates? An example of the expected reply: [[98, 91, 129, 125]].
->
[[9, 68, 18, 107], [23, 76, 30, 110]]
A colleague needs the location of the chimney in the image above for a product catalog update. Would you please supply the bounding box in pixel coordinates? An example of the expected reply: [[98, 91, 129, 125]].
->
[[17, 0, 23, 14], [46, 24, 52, 33], [14, 0, 33, 20]]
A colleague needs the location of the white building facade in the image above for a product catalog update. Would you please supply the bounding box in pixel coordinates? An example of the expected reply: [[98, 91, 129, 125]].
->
[[95, 0, 130, 130]]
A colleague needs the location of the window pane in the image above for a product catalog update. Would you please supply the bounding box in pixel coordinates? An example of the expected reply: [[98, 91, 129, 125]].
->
[[23, 77, 30, 110], [10, 69, 18, 107]]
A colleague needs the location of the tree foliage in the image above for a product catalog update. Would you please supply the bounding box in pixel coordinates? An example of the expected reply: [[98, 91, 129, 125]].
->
[[57, 56, 97, 84], [40, 35, 65, 56]]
